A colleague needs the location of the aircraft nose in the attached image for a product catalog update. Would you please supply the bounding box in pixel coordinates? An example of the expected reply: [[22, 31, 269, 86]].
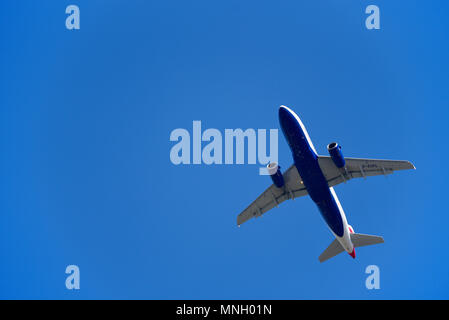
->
[[278, 105, 291, 118], [278, 105, 297, 131], [279, 105, 293, 121]]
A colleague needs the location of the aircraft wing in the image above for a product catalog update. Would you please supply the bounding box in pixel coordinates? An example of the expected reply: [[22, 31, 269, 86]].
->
[[237, 164, 308, 226], [318, 156, 415, 188]]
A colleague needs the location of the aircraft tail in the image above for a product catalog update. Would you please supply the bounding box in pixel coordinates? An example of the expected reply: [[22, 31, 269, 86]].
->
[[318, 233, 384, 263], [350, 233, 384, 248]]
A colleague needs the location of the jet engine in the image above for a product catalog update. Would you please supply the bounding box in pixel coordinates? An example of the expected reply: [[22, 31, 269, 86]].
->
[[327, 142, 345, 168], [267, 162, 284, 188]]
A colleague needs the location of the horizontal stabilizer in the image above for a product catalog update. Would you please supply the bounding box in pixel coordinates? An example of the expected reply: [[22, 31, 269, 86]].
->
[[319, 233, 384, 263], [350, 233, 384, 248], [318, 239, 345, 263]]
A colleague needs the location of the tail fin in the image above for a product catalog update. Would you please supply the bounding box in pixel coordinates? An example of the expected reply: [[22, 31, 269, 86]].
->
[[318, 233, 384, 263]]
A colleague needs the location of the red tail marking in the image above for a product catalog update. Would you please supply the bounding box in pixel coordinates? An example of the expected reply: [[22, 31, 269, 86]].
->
[[349, 248, 356, 259]]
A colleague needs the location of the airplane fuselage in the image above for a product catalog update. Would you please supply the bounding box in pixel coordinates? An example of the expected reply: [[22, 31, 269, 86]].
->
[[279, 106, 355, 255]]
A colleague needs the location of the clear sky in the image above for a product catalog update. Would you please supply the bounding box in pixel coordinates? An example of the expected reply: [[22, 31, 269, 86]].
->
[[1, 0, 448, 299]]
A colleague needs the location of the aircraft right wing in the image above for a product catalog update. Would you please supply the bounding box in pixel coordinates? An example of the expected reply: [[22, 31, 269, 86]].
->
[[237, 164, 308, 226], [318, 156, 415, 188]]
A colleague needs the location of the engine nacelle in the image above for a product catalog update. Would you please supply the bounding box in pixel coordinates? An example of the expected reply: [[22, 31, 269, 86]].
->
[[327, 142, 345, 168], [267, 162, 284, 188]]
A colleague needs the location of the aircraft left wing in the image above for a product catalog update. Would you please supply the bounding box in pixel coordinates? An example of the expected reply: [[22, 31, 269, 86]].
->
[[318, 156, 415, 188], [237, 164, 308, 226]]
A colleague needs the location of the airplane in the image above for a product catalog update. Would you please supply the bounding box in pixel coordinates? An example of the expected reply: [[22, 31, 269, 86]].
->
[[237, 105, 415, 262]]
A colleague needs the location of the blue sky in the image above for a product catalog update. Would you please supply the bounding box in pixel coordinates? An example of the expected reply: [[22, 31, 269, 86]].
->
[[1, 0, 448, 299]]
